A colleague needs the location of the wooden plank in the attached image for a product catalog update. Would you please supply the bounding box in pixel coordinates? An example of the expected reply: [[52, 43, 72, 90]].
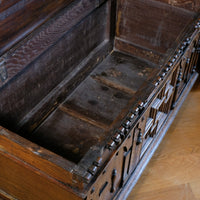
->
[[92, 51, 159, 88], [0, 151, 83, 200], [0, 0, 20, 12], [0, 188, 17, 200], [0, 128, 81, 188], [128, 184, 197, 200], [154, 0, 200, 12], [116, 0, 195, 55], [115, 38, 166, 65], [32, 109, 106, 164], [63, 76, 133, 127]]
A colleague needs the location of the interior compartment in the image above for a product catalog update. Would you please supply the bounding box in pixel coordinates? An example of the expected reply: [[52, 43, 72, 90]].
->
[[31, 51, 159, 163], [0, 0, 198, 164]]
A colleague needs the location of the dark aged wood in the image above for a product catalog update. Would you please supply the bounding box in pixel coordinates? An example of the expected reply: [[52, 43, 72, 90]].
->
[[0, 0, 75, 55], [0, 2, 109, 131], [154, 0, 200, 11], [0, 0, 200, 200]]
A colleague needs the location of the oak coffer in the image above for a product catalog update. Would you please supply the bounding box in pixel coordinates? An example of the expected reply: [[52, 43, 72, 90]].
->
[[0, 0, 200, 200]]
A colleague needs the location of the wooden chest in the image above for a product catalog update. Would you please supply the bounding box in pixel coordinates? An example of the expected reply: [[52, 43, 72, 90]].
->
[[0, 0, 200, 199]]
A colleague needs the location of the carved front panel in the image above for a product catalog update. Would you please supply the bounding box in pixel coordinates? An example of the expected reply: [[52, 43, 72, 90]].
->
[[87, 137, 127, 200], [87, 119, 145, 200], [173, 34, 200, 105]]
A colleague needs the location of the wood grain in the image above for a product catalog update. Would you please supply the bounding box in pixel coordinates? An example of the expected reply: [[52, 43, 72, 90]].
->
[[0, 0, 74, 54], [0, 0, 101, 88], [0, 129, 77, 188], [129, 184, 197, 200], [154, 0, 200, 12], [0, 151, 82, 200], [127, 84, 200, 200], [115, 0, 196, 63], [0, 0, 20, 12]]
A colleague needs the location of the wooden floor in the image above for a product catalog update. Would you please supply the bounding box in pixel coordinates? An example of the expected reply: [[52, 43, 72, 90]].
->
[[127, 82, 200, 200]]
